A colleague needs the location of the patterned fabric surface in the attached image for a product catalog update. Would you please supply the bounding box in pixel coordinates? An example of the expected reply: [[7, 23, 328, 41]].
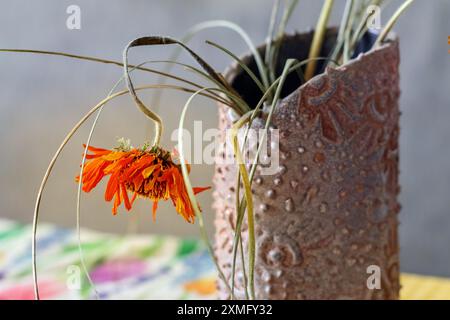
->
[[0, 218, 448, 300]]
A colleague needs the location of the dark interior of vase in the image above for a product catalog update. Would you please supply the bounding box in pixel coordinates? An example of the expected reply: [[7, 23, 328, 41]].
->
[[229, 28, 378, 108]]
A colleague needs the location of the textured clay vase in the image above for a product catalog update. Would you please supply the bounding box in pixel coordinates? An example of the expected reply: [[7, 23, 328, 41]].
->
[[213, 29, 401, 300]]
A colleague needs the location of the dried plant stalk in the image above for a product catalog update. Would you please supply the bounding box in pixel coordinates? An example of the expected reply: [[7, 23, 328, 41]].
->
[[304, 0, 334, 80]]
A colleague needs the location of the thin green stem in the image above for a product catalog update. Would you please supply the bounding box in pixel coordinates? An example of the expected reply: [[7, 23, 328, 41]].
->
[[230, 111, 255, 299], [375, 0, 414, 47], [76, 61, 156, 299], [150, 58, 249, 113], [150, 19, 274, 113], [305, 0, 335, 80], [33, 89, 130, 300], [123, 41, 164, 147], [232, 169, 243, 298], [229, 58, 333, 300], [269, 0, 299, 83], [0, 49, 209, 92], [144, 60, 230, 100], [265, 0, 281, 73], [230, 59, 296, 300], [239, 229, 249, 300], [194, 21, 270, 91], [178, 88, 233, 296], [350, 0, 383, 51], [329, 0, 354, 66], [0, 47, 244, 114], [205, 40, 266, 94]]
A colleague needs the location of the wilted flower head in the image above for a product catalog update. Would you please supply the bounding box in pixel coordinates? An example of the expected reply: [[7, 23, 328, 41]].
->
[[76, 141, 209, 223]]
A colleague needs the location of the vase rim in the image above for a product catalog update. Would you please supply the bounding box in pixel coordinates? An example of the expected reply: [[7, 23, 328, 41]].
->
[[224, 27, 399, 106]]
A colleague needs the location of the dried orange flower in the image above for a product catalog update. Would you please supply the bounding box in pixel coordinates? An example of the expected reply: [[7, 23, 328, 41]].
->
[[76, 142, 210, 223]]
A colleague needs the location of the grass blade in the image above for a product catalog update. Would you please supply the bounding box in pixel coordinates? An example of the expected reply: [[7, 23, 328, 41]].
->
[[375, 0, 414, 47], [178, 88, 233, 296], [151, 19, 273, 107], [269, 0, 299, 83], [265, 0, 281, 71], [230, 59, 296, 300], [205, 40, 266, 94], [304, 0, 335, 80], [76, 61, 157, 299], [0, 48, 224, 99], [230, 111, 255, 299], [328, 0, 354, 65]]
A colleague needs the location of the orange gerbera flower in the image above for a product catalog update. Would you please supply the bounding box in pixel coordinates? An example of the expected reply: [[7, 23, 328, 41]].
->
[[76, 143, 210, 223]]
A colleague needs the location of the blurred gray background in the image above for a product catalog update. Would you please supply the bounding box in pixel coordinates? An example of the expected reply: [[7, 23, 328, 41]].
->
[[0, 0, 449, 277]]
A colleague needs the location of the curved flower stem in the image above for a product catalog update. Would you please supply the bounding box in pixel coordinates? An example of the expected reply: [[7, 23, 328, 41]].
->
[[122, 35, 251, 146], [123, 42, 164, 147], [76, 61, 152, 299], [151, 19, 271, 109]]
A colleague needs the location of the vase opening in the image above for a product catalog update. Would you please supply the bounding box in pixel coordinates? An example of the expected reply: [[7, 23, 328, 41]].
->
[[228, 28, 379, 108]]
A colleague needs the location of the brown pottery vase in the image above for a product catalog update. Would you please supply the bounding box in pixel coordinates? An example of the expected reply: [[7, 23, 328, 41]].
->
[[213, 29, 401, 300]]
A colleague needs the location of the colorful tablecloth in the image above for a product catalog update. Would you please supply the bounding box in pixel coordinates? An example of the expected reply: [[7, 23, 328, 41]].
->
[[0, 219, 448, 300]]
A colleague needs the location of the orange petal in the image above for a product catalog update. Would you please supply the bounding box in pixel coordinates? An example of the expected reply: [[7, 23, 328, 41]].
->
[[122, 156, 154, 180], [144, 177, 157, 194], [130, 192, 138, 205], [78, 159, 109, 193], [193, 186, 211, 195], [105, 171, 120, 201], [84, 153, 106, 160], [142, 164, 159, 179], [121, 183, 132, 211], [83, 144, 110, 153], [132, 175, 144, 191], [102, 152, 127, 161], [152, 201, 158, 221], [112, 190, 121, 215]]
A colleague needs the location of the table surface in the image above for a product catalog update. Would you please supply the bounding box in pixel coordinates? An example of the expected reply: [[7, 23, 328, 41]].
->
[[0, 219, 448, 300]]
